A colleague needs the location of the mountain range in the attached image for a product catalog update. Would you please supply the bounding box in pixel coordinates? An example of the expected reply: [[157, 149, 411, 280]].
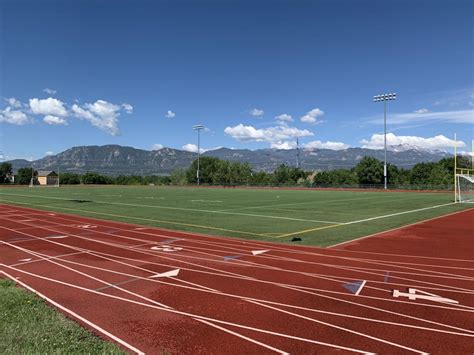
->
[[6, 144, 451, 175]]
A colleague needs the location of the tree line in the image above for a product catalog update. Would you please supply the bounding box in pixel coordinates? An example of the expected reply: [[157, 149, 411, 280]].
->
[[0, 155, 471, 189]]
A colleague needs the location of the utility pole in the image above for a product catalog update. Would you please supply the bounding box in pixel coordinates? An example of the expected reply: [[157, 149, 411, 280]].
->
[[296, 138, 301, 169]]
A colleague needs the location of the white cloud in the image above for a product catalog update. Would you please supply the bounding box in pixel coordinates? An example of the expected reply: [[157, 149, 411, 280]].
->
[[165, 110, 176, 118], [45, 151, 54, 156], [300, 107, 324, 124], [224, 123, 313, 144], [360, 133, 466, 151], [0, 107, 31, 125], [182, 143, 205, 153], [43, 115, 67, 125], [151, 143, 164, 150], [275, 113, 293, 122], [43, 88, 57, 95], [414, 108, 429, 114], [122, 103, 133, 114], [271, 141, 297, 150], [5, 97, 22, 108], [368, 109, 473, 125], [72, 100, 121, 135], [304, 140, 350, 150], [29, 97, 67, 117], [250, 108, 264, 117]]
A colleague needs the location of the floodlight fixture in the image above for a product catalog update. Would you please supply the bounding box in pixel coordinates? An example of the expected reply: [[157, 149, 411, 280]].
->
[[373, 92, 397, 190]]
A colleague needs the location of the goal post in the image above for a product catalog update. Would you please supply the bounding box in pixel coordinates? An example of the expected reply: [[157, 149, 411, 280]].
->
[[455, 168, 474, 203]]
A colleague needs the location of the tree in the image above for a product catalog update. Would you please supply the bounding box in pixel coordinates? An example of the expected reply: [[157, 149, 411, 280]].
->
[[170, 169, 187, 185], [59, 173, 81, 184], [81, 172, 112, 184], [17, 168, 36, 185], [0, 162, 13, 183], [355, 157, 384, 185]]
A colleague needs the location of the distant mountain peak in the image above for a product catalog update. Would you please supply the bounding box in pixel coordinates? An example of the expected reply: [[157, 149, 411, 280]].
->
[[7, 144, 451, 175]]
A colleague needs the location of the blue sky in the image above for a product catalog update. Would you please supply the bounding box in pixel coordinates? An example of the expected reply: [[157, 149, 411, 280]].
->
[[0, 0, 472, 160]]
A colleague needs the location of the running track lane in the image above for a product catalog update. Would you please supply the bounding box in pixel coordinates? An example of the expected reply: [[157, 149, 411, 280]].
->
[[0, 203, 473, 354]]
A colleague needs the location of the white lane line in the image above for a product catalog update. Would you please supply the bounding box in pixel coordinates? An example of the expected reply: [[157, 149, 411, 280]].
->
[[0, 270, 145, 355], [0, 192, 341, 224], [9, 243, 427, 353], [245, 300, 426, 354], [195, 319, 289, 354], [11, 251, 89, 267], [329, 207, 473, 249], [355, 280, 367, 296], [3, 222, 472, 314], [4, 231, 474, 336], [1, 241, 172, 309], [1, 264, 374, 354]]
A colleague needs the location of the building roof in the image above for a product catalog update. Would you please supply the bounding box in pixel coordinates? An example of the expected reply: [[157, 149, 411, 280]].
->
[[37, 170, 57, 177]]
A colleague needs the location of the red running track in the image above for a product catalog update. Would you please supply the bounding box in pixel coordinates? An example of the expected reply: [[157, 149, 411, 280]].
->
[[0, 203, 473, 354]]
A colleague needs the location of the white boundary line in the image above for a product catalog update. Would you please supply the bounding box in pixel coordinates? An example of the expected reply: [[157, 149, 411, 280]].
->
[[0, 269, 145, 355], [0, 192, 340, 225], [2, 221, 472, 312], [1, 264, 374, 354], [3, 226, 474, 336], [330, 207, 474, 249]]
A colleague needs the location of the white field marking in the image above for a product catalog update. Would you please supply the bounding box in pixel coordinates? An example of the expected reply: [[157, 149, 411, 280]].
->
[[101, 231, 474, 294], [245, 300, 426, 354], [0, 270, 145, 355], [393, 289, 459, 305], [262, 252, 474, 281], [150, 246, 183, 252], [18, 258, 32, 262], [71, 250, 474, 337], [11, 251, 86, 267], [4, 221, 473, 312], [195, 319, 289, 354], [190, 200, 223, 203], [1, 241, 172, 309], [76, 224, 97, 229], [1, 265, 374, 354], [150, 268, 180, 278], [330, 207, 474, 249], [252, 250, 270, 256], [259, 254, 474, 295], [355, 280, 367, 296], [0, 192, 341, 224], [261, 251, 474, 282], [2, 214, 470, 306], [219, 194, 406, 212], [0, 199, 272, 238], [6, 227, 473, 339], [3, 217, 473, 304], [4, 230, 474, 337], [342, 202, 457, 225]]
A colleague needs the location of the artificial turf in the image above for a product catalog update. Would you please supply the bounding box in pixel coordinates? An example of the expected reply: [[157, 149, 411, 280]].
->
[[0, 185, 470, 247]]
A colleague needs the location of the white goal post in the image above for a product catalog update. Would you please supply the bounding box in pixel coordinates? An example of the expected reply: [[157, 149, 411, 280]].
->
[[455, 170, 474, 203]]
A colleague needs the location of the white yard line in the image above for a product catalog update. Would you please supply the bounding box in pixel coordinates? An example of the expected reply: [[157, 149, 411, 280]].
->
[[0, 192, 340, 224]]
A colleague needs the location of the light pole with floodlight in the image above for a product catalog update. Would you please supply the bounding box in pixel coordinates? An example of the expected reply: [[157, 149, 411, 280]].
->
[[373, 92, 397, 190], [193, 124, 204, 186]]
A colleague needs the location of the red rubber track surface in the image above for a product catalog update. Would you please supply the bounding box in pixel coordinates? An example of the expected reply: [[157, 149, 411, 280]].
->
[[0, 203, 473, 354]]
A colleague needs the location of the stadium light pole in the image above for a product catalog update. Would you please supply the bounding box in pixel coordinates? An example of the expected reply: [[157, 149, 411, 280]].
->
[[373, 93, 397, 190], [193, 124, 204, 186]]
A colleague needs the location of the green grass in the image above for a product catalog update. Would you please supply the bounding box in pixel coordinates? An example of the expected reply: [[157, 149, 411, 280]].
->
[[0, 278, 124, 354], [0, 185, 470, 246]]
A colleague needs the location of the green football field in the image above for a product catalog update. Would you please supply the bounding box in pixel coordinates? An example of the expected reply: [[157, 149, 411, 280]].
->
[[0, 185, 470, 247]]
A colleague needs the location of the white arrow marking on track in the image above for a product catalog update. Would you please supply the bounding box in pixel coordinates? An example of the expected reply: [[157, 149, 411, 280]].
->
[[150, 268, 180, 278], [251, 250, 270, 256]]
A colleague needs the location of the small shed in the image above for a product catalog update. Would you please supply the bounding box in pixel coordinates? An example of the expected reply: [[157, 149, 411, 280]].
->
[[37, 171, 59, 186]]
